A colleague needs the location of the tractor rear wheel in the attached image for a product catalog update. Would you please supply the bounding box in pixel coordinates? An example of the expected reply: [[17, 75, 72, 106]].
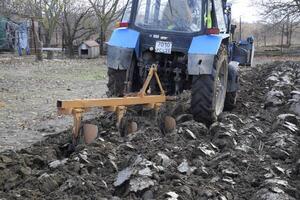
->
[[191, 45, 228, 125], [107, 68, 126, 97]]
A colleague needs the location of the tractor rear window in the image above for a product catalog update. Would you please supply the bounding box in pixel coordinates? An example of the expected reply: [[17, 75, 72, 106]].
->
[[135, 0, 203, 33]]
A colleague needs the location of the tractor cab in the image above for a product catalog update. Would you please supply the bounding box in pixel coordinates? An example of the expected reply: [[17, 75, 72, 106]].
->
[[115, 0, 229, 54]]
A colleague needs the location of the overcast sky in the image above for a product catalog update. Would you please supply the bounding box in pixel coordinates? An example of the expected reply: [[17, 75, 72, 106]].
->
[[229, 0, 261, 23]]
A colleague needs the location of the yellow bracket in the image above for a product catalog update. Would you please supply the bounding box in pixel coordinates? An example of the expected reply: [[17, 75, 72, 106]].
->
[[139, 65, 165, 97], [57, 64, 166, 143], [72, 109, 84, 144]]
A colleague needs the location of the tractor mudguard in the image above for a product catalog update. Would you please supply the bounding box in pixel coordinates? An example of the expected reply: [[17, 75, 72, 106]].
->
[[227, 61, 239, 92], [107, 28, 140, 70], [188, 34, 229, 75]]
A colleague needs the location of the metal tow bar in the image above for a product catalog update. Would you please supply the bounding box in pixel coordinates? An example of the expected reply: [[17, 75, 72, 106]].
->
[[57, 64, 166, 145]]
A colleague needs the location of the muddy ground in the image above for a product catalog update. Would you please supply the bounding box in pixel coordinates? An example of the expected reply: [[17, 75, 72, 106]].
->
[[0, 55, 107, 151], [0, 54, 300, 152], [0, 57, 300, 200]]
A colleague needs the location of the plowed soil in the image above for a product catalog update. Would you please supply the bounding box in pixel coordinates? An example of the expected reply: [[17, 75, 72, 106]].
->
[[0, 58, 299, 200]]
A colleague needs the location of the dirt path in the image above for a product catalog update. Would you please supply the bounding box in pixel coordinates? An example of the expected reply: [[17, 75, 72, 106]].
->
[[0, 55, 107, 151], [0, 57, 299, 200]]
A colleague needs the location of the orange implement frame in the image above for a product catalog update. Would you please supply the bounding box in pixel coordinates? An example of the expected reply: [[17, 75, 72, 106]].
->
[[57, 65, 166, 143]]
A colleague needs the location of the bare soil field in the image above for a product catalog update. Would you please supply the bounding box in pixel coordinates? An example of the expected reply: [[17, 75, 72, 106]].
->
[[253, 55, 300, 65], [0, 55, 107, 151], [0, 55, 299, 200]]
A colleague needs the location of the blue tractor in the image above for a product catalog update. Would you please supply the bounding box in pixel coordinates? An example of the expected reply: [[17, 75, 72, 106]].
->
[[106, 0, 254, 125]]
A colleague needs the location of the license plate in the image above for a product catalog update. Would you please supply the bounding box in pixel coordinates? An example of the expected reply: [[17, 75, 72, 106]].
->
[[155, 41, 172, 54]]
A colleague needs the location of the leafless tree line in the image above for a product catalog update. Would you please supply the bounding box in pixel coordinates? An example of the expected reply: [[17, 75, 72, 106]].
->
[[0, 0, 125, 60], [256, 0, 300, 47]]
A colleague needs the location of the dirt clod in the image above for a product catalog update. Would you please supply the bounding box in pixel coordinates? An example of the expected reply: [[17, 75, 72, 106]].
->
[[83, 124, 98, 144], [127, 121, 138, 134]]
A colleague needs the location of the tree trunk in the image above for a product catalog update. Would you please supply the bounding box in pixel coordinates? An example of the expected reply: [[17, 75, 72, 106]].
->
[[35, 37, 43, 61], [287, 22, 293, 47], [281, 24, 284, 54], [33, 21, 43, 61], [47, 50, 54, 59], [99, 26, 106, 55], [67, 41, 75, 58], [286, 25, 289, 46], [45, 35, 54, 59], [31, 19, 37, 54]]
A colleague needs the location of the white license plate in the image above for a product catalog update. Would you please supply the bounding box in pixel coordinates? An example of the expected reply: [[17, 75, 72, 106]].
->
[[155, 41, 172, 54]]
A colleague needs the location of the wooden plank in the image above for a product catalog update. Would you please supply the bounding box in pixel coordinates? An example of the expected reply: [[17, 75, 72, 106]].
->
[[57, 95, 166, 109]]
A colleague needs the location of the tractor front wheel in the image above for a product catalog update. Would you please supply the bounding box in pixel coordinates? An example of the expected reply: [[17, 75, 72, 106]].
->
[[191, 46, 228, 125]]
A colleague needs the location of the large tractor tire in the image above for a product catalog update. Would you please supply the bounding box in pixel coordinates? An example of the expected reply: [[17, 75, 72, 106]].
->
[[191, 45, 228, 125], [107, 68, 126, 97]]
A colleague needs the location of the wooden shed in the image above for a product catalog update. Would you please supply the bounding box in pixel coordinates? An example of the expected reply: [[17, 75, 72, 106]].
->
[[78, 40, 100, 59]]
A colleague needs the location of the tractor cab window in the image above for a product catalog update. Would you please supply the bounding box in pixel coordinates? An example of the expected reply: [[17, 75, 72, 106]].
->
[[213, 0, 226, 33], [135, 0, 203, 33]]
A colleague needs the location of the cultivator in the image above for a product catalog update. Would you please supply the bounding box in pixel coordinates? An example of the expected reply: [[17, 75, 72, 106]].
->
[[57, 65, 166, 145]]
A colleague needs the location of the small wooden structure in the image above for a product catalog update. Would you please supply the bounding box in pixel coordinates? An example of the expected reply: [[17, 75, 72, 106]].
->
[[78, 40, 100, 59]]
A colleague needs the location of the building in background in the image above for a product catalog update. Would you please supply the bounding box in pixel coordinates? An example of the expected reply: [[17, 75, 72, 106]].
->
[[78, 40, 100, 59]]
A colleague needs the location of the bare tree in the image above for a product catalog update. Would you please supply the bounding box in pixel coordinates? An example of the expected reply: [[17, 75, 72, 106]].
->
[[62, 0, 96, 57], [41, 0, 64, 56], [257, 0, 300, 47], [258, 0, 299, 20], [9, 0, 63, 60], [0, 0, 11, 17], [5, 0, 43, 60], [88, 0, 123, 55]]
